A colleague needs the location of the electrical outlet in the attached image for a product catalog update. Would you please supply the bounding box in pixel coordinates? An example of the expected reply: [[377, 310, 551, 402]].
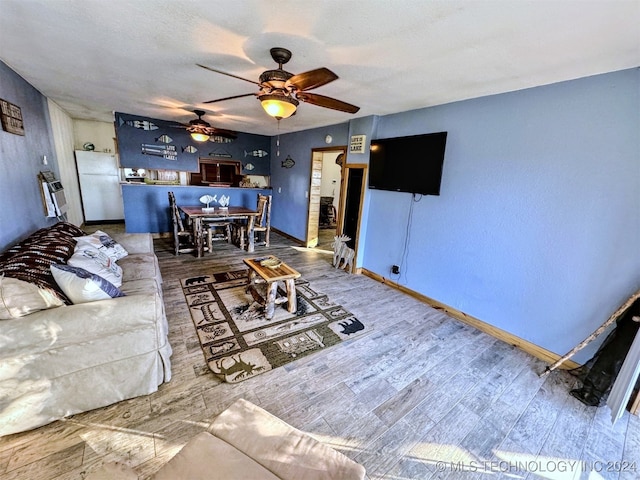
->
[[391, 265, 400, 275]]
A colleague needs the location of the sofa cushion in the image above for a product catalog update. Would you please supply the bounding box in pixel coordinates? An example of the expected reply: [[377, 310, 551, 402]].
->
[[0, 276, 64, 319], [118, 253, 160, 283], [209, 399, 366, 480], [0, 222, 86, 303], [152, 432, 280, 480], [111, 233, 153, 255], [119, 278, 160, 297], [68, 248, 123, 287], [74, 230, 128, 261], [51, 264, 125, 304]]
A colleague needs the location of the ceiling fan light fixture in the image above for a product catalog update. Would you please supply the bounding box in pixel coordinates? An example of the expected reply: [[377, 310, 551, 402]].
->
[[187, 111, 212, 141], [260, 94, 298, 119], [190, 131, 210, 142]]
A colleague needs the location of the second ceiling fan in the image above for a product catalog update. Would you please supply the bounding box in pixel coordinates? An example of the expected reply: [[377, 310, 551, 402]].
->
[[197, 47, 360, 120], [171, 110, 238, 142]]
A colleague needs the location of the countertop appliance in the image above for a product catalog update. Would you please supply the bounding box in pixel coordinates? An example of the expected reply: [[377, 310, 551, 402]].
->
[[75, 150, 124, 222]]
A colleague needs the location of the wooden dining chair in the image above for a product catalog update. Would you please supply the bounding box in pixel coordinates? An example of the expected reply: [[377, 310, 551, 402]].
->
[[168, 192, 211, 255], [202, 218, 232, 251], [230, 194, 271, 249], [253, 194, 272, 247]]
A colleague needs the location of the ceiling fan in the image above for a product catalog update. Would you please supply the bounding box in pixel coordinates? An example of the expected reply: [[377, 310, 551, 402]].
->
[[197, 47, 360, 120], [173, 110, 238, 142]]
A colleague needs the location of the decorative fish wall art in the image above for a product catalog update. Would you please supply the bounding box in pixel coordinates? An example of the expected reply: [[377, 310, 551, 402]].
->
[[141, 143, 177, 160], [244, 149, 268, 158], [182, 145, 197, 153], [118, 117, 158, 130], [244, 163, 255, 171], [155, 134, 173, 144], [209, 136, 234, 144], [281, 155, 295, 168]]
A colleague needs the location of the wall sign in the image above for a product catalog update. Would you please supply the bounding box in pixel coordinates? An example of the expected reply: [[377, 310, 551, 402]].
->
[[141, 143, 177, 160], [350, 134, 366, 153], [0, 98, 25, 136]]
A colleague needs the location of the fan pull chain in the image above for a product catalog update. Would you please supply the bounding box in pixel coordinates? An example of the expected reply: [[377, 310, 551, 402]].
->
[[276, 119, 281, 157]]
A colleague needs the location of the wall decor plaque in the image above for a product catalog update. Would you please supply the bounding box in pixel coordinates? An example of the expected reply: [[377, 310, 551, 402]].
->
[[349, 134, 366, 153], [0, 99, 25, 136], [281, 155, 295, 168]]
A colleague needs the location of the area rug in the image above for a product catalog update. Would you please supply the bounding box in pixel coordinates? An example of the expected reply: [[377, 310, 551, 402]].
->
[[181, 269, 368, 383]]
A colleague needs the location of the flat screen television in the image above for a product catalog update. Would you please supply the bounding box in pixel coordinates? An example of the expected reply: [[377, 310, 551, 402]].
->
[[368, 131, 447, 195]]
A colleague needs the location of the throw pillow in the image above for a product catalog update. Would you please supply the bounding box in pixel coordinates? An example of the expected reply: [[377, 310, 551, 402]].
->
[[0, 222, 86, 304], [0, 276, 64, 320], [68, 248, 123, 287], [50, 264, 125, 304], [74, 230, 128, 261]]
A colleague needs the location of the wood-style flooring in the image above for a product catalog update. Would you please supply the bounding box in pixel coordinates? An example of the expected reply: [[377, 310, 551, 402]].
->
[[1, 227, 638, 479]]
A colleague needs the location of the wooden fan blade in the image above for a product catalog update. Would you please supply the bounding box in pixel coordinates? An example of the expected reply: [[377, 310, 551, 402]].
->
[[286, 68, 338, 91], [296, 92, 360, 113], [197, 63, 260, 86], [203, 92, 256, 104], [207, 128, 237, 139]]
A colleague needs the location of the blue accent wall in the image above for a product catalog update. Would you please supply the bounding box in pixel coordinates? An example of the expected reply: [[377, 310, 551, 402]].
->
[[362, 68, 640, 362], [0, 60, 60, 251], [269, 122, 349, 240], [122, 185, 271, 233], [116, 111, 273, 233], [115, 112, 271, 175], [345, 115, 379, 268]]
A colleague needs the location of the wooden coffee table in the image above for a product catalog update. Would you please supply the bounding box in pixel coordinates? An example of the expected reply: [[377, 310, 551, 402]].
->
[[243, 256, 301, 320]]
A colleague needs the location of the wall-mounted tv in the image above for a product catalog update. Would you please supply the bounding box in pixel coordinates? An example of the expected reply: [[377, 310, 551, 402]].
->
[[368, 131, 447, 195]]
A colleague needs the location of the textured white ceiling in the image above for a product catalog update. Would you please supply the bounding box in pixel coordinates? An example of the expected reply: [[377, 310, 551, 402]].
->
[[0, 0, 638, 136]]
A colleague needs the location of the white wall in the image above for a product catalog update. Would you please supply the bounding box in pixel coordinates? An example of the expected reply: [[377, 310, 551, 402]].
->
[[47, 99, 83, 226], [320, 151, 341, 209], [73, 119, 116, 153]]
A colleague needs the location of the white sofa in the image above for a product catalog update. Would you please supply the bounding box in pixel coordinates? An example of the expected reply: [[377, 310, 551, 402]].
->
[[0, 225, 172, 437]]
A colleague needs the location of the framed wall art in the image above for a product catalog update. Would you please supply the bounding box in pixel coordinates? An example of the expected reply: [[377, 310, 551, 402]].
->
[[0, 99, 25, 136], [349, 134, 366, 154]]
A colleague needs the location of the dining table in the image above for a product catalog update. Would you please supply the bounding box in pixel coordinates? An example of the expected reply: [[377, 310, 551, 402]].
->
[[178, 205, 260, 257]]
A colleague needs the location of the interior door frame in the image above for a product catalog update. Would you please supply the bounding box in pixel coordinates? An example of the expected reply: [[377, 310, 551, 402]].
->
[[306, 146, 347, 248], [336, 163, 367, 273]]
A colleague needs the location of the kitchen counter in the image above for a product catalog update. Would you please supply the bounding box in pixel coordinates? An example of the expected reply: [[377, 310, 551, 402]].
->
[[121, 183, 271, 233]]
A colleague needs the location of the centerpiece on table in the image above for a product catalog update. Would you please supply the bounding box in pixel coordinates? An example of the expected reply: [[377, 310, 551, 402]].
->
[[200, 194, 217, 214], [218, 194, 230, 213]]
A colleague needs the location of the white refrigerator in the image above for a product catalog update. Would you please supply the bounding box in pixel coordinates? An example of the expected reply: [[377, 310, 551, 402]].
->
[[75, 151, 125, 222]]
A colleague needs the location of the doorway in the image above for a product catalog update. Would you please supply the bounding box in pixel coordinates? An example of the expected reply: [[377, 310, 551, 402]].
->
[[306, 147, 346, 248], [306, 149, 367, 272], [341, 165, 365, 249], [336, 163, 367, 272]]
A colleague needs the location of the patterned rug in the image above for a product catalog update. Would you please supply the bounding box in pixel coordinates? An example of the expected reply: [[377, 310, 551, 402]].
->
[[181, 269, 367, 383]]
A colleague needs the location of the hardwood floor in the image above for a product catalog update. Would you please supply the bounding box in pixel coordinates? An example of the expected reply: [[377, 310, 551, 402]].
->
[[1, 228, 639, 480]]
